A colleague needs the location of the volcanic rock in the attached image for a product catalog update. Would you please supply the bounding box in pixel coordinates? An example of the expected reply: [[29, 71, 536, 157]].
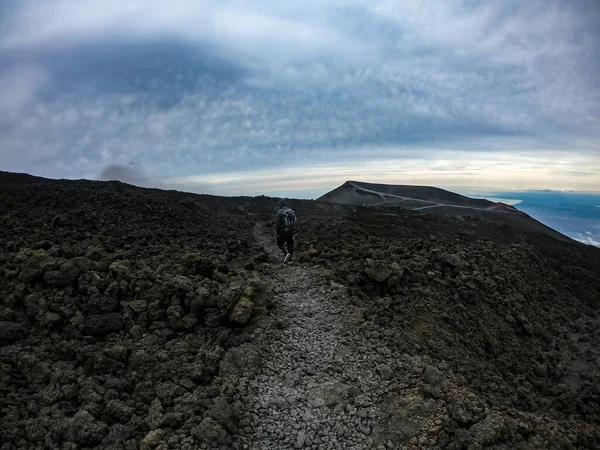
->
[[1, 172, 599, 450]]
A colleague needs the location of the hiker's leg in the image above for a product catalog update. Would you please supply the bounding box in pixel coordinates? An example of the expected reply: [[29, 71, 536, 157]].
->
[[277, 234, 287, 255], [286, 233, 294, 259]]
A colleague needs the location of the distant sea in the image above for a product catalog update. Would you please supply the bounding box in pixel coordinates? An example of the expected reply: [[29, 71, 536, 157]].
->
[[457, 189, 600, 247]]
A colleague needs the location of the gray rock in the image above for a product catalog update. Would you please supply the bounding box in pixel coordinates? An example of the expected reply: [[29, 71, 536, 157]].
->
[[364, 259, 392, 283], [166, 275, 193, 293], [35, 384, 64, 406], [359, 425, 371, 436], [134, 381, 156, 404], [449, 399, 472, 425], [109, 261, 132, 279], [296, 430, 307, 448], [284, 370, 301, 387], [180, 314, 198, 330], [467, 414, 505, 446], [25, 421, 47, 442], [167, 305, 183, 327], [17, 353, 50, 384], [219, 343, 262, 377], [439, 253, 464, 269], [140, 429, 166, 449], [80, 380, 105, 403], [192, 417, 231, 445], [353, 395, 372, 408], [130, 299, 148, 313], [67, 410, 109, 446], [105, 399, 134, 424], [309, 382, 349, 407], [207, 396, 236, 430], [156, 381, 186, 407], [104, 345, 128, 362], [147, 398, 164, 430], [190, 287, 211, 316], [423, 365, 443, 386]]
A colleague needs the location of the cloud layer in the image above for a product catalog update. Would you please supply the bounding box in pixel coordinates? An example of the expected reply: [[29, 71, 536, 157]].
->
[[577, 234, 600, 247], [0, 0, 599, 193]]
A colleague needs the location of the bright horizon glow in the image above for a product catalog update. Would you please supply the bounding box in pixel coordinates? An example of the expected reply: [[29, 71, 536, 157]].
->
[[161, 149, 600, 197]]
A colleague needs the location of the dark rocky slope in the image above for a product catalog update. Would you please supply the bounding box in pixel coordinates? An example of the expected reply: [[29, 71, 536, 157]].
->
[[294, 207, 600, 446], [0, 173, 274, 449], [1, 172, 599, 449]]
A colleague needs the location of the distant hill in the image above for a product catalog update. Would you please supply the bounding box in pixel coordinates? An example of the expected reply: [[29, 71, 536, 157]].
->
[[318, 180, 573, 243]]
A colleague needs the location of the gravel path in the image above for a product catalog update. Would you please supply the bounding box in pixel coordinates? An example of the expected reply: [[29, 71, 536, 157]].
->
[[231, 223, 395, 450]]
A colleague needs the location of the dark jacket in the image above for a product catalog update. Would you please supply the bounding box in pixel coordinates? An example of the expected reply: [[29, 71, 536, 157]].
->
[[275, 199, 297, 235]]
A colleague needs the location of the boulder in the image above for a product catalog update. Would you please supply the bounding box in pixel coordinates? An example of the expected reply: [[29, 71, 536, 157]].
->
[[465, 414, 506, 447], [140, 429, 166, 449], [364, 258, 392, 283], [439, 253, 464, 269], [130, 299, 148, 313], [229, 283, 259, 325], [207, 396, 236, 431], [109, 261, 132, 279], [66, 410, 109, 446], [104, 400, 134, 424]]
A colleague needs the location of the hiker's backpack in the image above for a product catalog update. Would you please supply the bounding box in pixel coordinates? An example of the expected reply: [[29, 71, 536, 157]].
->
[[281, 209, 295, 233]]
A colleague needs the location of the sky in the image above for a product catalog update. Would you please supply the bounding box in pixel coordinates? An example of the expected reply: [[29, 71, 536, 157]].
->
[[1, 0, 599, 196]]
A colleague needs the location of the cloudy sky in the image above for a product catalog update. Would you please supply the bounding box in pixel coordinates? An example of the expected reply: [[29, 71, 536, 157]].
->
[[1, 0, 599, 196]]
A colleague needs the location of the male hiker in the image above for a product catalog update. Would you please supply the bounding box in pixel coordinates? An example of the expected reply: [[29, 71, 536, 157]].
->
[[275, 199, 297, 264]]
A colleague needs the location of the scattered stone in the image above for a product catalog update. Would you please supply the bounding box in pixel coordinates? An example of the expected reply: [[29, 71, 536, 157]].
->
[[296, 430, 307, 448], [192, 417, 231, 445], [364, 258, 392, 282], [66, 410, 109, 446], [105, 399, 134, 424], [141, 429, 166, 449], [439, 253, 464, 269]]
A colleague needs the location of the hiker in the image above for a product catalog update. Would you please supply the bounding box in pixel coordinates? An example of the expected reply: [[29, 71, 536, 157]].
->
[[275, 198, 297, 264]]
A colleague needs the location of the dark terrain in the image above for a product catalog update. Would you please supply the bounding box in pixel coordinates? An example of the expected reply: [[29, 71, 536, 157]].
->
[[1, 171, 600, 449]]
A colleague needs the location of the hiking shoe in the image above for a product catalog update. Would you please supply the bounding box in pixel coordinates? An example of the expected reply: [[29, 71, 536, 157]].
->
[[284, 253, 291, 264]]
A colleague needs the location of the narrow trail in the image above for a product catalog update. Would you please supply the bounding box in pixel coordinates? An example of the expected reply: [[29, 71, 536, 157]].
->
[[231, 223, 395, 450]]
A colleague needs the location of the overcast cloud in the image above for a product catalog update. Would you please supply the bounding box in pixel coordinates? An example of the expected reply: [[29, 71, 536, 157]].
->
[[0, 0, 599, 194]]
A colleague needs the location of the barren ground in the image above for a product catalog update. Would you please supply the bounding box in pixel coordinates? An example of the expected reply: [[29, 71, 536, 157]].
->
[[1, 172, 599, 449]]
